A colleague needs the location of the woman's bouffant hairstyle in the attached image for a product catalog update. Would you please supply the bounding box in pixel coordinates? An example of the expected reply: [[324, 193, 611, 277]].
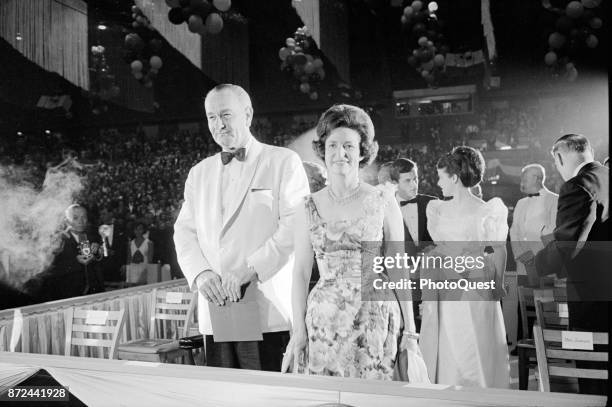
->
[[312, 104, 378, 168], [436, 146, 485, 188]]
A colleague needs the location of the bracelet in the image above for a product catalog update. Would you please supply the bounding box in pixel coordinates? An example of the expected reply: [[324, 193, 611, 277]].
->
[[402, 331, 419, 340]]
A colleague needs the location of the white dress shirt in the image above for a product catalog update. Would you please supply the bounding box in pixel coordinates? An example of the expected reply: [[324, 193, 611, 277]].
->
[[221, 137, 253, 223], [510, 188, 558, 274]]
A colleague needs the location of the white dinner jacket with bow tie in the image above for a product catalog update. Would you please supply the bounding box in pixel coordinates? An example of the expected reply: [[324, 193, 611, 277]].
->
[[174, 138, 310, 335]]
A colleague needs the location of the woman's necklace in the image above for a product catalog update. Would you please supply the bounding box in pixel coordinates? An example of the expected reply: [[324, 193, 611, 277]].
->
[[328, 182, 361, 205]]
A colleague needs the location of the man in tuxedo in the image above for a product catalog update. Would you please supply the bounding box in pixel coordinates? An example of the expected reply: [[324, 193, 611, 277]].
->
[[535, 134, 609, 395], [97, 207, 128, 286], [511, 164, 558, 287], [174, 84, 309, 371], [24, 204, 104, 302], [390, 158, 437, 330]]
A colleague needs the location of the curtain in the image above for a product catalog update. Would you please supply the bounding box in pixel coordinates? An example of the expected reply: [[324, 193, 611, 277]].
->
[[134, 0, 201, 70], [0, 0, 89, 89]]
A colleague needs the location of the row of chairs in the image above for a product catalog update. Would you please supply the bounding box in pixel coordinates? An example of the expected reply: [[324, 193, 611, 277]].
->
[[516, 285, 608, 393], [64, 289, 199, 364]]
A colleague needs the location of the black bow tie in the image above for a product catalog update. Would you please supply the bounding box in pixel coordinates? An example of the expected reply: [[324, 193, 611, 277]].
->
[[221, 148, 246, 165], [527, 193, 540, 197], [400, 198, 418, 206]]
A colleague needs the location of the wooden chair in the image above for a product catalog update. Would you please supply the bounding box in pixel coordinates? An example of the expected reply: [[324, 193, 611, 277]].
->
[[533, 324, 608, 393], [535, 298, 569, 331], [516, 286, 538, 390], [64, 308, 126, 359], [117, 289, 196, 364]]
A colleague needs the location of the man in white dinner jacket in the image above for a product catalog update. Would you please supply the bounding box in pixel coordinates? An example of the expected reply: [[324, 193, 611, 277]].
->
[[174, 84, 309, 371]]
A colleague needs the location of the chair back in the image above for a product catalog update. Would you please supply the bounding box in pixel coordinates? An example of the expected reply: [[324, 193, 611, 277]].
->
[[518, 286, 540, 339], [535, 299, 569, 330], [149, 289, 196, 340], [533, 324, 608, 392], [64, 308, 126, 359]]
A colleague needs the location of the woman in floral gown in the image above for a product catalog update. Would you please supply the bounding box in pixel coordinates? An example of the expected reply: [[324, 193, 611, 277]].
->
[[281, 104, 419, 379]]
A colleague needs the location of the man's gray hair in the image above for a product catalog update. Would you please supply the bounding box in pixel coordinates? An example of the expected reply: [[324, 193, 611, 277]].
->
[[551, 133, 591, 154], [522, 163, 546, 183], [204, 83, 253, 110]]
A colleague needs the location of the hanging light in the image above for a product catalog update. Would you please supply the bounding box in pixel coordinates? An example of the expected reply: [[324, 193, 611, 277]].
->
[[97, 24, 108, 30], [16, 32, 23, 41]]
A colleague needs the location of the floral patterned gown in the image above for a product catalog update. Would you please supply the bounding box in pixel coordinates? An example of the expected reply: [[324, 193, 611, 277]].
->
[[299, 189, 401, 379]]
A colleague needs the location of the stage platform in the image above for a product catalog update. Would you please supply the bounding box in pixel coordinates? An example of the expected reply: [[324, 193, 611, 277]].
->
[[0, 352, 606, 407]]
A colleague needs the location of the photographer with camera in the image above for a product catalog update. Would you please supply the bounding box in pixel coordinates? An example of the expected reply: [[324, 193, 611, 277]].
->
[[24, 204, 105, 302]]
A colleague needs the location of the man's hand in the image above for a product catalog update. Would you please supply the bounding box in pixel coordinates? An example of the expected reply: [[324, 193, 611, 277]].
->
[[221, 263, 257, 302], [196, 270, 227, 306]]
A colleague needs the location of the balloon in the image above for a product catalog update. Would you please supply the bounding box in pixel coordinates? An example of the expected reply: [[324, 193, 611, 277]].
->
[[433, 54, 445, 67], [555, 16, 574, 33], [293, 53, 307, 66], [403, 6, 414, 16], [188, 14, 204, 33], [418, 49, 433, 62], [125, 33, 144, 50], [412, 22, 426, 35], [421, 70, 430, 78], [205, 13, 223, 34], [427, 40, 434, 48], [150, 55, 163, 70], [150, 39, 163, 52], [428, 1, 438, 12], [133, 71, 143, 80], [312, 58, 324, 69], [585, 34, 598, 48], [401, 15, 408, 25], [309, 91, 318, 101], [422, 60, 434, 71], [544, 51, 557, 65], [304, 61, 315, 74], [213, 0, 231, 12], [567, 67, 578, 82], [581, 0, 601, 8], [286, 38, 296, 48], [168, 7, 185, 24], [589, 17, 603, 29], [130, 60, 143, 72], [548, 32, 566, 49], [418, 36, 428, 47], [131, 6, 140, 13], [278, 47, 291, 60], [165, 0, 180, 7], [411, 0, 423, 12], [317, 68, 325, 80], [565, 1, 584, 18], [144, 80, 153, 88], [299, 83, 310, 93], [407, 55, 418, 67]]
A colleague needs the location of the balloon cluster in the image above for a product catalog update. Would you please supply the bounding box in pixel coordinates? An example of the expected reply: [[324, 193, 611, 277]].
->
[[543, 0, 603, 82], [165, 0, 231, 35], [278, 27, 326, 100], [124, 6, 164, 88], [90, 45, 119, 114], [400, 1, 449, 86]]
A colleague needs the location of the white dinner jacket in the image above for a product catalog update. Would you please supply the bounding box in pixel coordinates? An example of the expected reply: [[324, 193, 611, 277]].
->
[[174, 138, 309, 335]]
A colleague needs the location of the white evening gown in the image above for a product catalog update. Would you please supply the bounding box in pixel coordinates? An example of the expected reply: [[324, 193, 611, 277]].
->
[[419, 198, 510, 388]]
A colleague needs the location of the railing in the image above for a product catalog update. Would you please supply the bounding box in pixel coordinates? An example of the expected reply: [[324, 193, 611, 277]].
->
[[0, 279, 189, 357]]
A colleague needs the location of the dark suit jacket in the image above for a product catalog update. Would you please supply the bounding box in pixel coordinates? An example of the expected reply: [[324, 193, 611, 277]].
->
[[401, 194, 437, 255], [98, 226, 129, 282], [535, 161, 610, 330], [24, 230, 105, 302]]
